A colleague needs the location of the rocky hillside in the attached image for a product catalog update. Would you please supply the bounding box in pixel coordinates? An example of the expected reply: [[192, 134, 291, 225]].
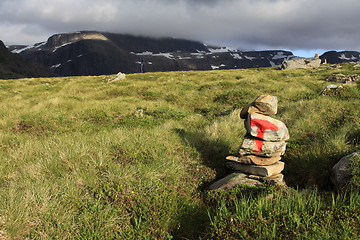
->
[[320, 50, 360, 64], [0, 40, 53, 79], [10, 31, 295, 76]]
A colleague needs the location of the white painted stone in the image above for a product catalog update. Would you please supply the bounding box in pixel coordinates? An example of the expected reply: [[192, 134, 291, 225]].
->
[[239, 137, 286, 157], [245, 113, 289, 141]]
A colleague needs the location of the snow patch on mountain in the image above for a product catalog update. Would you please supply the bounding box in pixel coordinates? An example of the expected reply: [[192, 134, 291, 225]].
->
[[135, 52, 175, 59], [53, 42, 73, 52], [271, 52, 287, 60], [231, 53, 243, 59], [339, 54, 357, 60], [209, 46, 237, 53], [11, 42, 46, 54], [244, 56, 256, 61], [50, 63, 61, 68]]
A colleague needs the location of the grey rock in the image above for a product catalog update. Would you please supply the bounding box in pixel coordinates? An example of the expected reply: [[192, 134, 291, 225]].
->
[[240, 102, 252, 119], [320, 84, 342, 96], [108, 72, 126, 83], [226, 155, 281, 166], [240, 95, 278, 119], [325, 74, 359, 84], [226, 161, 285, 177], [281, 58, 321, 69], [134, 109, 144, 117], [331, 151, 360, 191], [263, 173, 286, 185], [209, 172, 261, 190]]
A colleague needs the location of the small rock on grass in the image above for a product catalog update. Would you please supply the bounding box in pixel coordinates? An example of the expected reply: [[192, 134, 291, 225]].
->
[[331, 151, 360, 191], [209, 172, 286, 191]]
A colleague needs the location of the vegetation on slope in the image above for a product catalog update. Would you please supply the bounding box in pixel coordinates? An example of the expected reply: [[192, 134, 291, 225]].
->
[[0, 63, 359, 239], [0, 41, 53, 79]]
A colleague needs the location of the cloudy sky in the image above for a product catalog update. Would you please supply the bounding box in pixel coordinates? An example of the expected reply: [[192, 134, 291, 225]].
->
[[1, 0, 359, 57]]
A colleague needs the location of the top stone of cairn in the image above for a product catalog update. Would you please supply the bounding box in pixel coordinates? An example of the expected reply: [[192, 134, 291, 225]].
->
[[240, 95, 278, 119]]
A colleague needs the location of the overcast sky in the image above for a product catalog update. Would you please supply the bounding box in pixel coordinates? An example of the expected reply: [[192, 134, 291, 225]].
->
[[1, 0, 359, 57]]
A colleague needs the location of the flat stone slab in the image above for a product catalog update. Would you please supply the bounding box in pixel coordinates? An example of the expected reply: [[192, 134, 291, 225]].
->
[[208, 172, 262, 190], [247, 173, 285, 185], [226, 161, 285, 177], [209, 172, 286, 191], [226, 155, 281, 166], [263, 173, 285, 185]]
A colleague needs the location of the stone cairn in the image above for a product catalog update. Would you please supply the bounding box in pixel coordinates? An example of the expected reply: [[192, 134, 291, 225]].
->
[[209, 95, 289, 190]]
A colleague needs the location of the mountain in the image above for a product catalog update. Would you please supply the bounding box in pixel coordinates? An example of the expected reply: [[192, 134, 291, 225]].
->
[[0, 40, 53, 79], [320, 50, 360, 64], [10, 31, 295, 76]]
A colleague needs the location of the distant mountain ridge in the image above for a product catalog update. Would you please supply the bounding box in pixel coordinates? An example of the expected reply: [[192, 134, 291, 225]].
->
[[320, 51, 360, 64], [7, 31, 360, 77], [0, 40, 53, 79], [9, 31, 295, 76]]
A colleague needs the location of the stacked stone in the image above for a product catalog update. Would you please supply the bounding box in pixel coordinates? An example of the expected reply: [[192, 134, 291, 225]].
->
[[209, 95, 290, 190], [226, 95, 289, 185]]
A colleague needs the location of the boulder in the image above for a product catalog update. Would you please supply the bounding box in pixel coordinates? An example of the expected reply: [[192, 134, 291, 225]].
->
[[226, 154, 281, 166], [281, 58, 321, 69], [306, 59, 322, 68], [239, 137, 286, 157], [331, 151, 360, 191], [245, 113, 289, 141], [325, 74, 359, 84], [208, 172, 261, 190], [320, 84, 342, 96], [108, 72, 126, 82], [226, 161, 285, 177]]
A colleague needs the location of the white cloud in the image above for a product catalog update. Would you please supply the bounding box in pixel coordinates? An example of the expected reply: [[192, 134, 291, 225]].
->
[[1, 0, 360, 53]]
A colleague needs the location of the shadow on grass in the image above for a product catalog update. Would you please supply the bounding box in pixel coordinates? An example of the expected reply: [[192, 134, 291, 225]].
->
[[170, 204, 211, 240], [171, 128, 233, 239], [282, 150, 348, 190], [174, 128, 232, 187]]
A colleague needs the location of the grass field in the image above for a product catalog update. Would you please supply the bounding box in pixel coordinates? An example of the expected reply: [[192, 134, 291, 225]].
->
[[0, 64, 359, 239]]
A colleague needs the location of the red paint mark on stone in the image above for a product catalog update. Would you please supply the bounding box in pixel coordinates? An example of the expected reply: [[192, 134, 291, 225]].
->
[[251, 118, 278, 153], [254, 140, 263, 154]]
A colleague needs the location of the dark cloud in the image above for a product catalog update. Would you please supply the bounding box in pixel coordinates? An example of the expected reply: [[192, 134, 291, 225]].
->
[[1, 0, 359, 56]]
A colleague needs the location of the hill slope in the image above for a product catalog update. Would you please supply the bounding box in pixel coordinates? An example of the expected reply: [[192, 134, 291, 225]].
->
[[0, 64, 359, 239], [11, 31, 295, 76], [0, 40, 53, 79], [320, 50, 360, 63]]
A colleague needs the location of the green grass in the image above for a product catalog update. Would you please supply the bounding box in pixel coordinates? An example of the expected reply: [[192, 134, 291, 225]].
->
[[0, 63, 359, 239], [206, 186, 359, 239]]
